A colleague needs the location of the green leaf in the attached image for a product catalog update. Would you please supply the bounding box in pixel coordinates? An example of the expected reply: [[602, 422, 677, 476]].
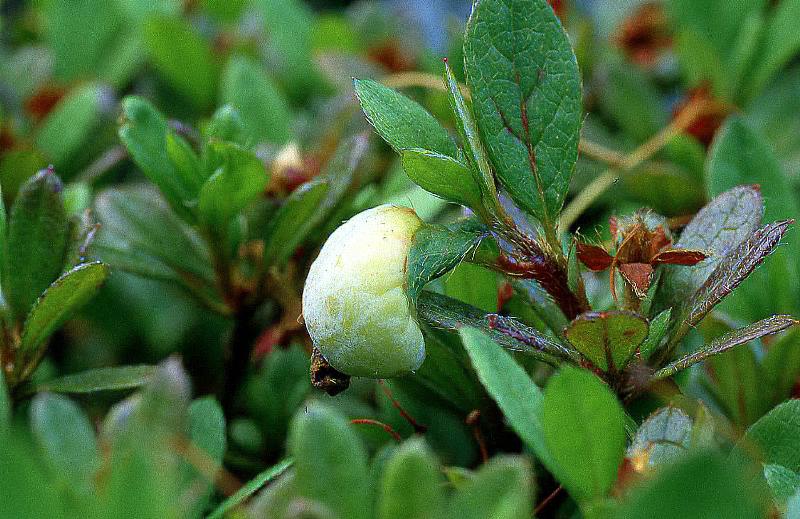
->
[[206, 458, 293, 519], [616, 452, 766, 519], [762, 328, 800, 406], [707, 343, 766, 427], [448, 456, 533, 519], [35, 84, 107, 168], [563, 311, 648, 371], [30, 393, 100, 494], [707, 117, 800, 319], [459, 327, 553, 468], [165, 132, 204, 196], [640, 309, 671, 360], [263, 179, 329, 266], [0, 368, 11, 435], [654, 315, 796, 380], [736, 400, 800, 473], [444, 262, 498, 313], [220, 55, 291, 145], [627, 407, 693, 469], [288, 402, 370, 519], [401, 149, 483, 211], [181, 397, 226, 519], [464, 0, 581, 228], [197, 143, 268, 227], [143, 16, 216, 108], [659, 185, 763, 310], [542, 365, 625, 503], [20, 262, 109, 355], [119, 97, 196, 218], [0, 435, 67, 518], [36, 365, 156, 394], [378, 438, 445, 519], [354, 78, 457, 158], [743, 0, 800, 101], [406, 222, 494, 302], [764, 464, 800, 507], [4, 169, 70, 320]]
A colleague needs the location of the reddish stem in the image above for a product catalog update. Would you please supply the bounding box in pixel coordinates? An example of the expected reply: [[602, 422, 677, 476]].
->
[[378, 380, 428, 433], [351, 419, 402, 443]]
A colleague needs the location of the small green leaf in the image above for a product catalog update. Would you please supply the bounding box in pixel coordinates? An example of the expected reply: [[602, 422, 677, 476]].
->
[[627, 407, 693, 469], [4, 168, 70, 320], [542, 366, 625, 503], [36, 365, 156, 394], [20, 262, 109, 355], [448, 456, 533, 519], [401, 149, 483, 211], [354, 78, 457, 158], [564, 311, 648, 371], [143, 16, 216, 108], [654, 315, 796, 380], [288, 402, 370, 519], [640, 309, 671, 360], [378, 438, 445, 519], [206, 458, 293, 519], [464, 0, 581, 228], [459, 327, 553, 469], [220, 55, 291, 145], [263, 179, 329, 266], [30, 393, 100, 494], [165, 132, 204, 196], [197, 142, 268, 227], [764, 464, 800, 507], [181, 397, 226, 518], [735, 400, 800, 473]]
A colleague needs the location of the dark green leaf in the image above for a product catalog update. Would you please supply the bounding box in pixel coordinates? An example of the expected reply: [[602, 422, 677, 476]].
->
[[706, 342, 766, 427], [735, 400, 800, 473], [448, 456, 533, 519], [288, 402, 370, 519], [206, 459, 293, 519], [378, 438, 445, 519], [0, 368, 11, 434], [762, 328, 800, 406], [764, 464, 800, 507], [30, 393, 100, 494], [20, 262, 109, 355], [459, 327, 554, 468], [401, 149, 482, 210], [181, 397, 226, 518], [4, 169, 70, 320], [197, 142, 268, 227], [354, 78, 457, 158], [263, 179, 329, 266], [743, 0, 800, 101], [165, 132, 204, 196], [542, 365, 625, 502], [464, 0, 581, 228], [654, 315, 796, 380], [36, 365, 156, 394], [143, 16, 216, 108], [220, 55, 291, 145], [563, 311, 648, 371], [640, 309, 671, 360]]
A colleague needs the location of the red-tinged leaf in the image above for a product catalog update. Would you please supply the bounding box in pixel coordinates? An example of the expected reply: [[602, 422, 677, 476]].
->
[[577, 242, 614, 271], [619, 262, 654, 298], [609, 216, 619, 241], [651, 249, 708, 266]]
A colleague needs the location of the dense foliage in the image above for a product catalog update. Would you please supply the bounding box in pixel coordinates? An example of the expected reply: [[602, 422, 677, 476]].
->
[[1, 0, 800, 517]]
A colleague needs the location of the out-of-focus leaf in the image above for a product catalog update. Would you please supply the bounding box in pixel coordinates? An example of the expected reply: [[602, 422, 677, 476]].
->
[[659, 185, 763, 310], [459, 327, 554, 469], [448, 456, 533, 519], [4, 169, 69, 320], [197, 143, 268, 227], [401, 149, 482, 211], [743, 0, 800, 102], [378, 438, 445, 519], [762, 328, 800, 406], [0, 435, 67, 518], [735, 400, 800, 473], [204, 105, 246, 145], [706, 342, 766, 427], [30, 393, 100, 494], [616, 451, 766, 518], [207, 459, 293, 519], [263, 179, 329, 266], [181, 397, 226, 519], [354, 79, 457, 158], [220, 55, 291, 145], [542, 365, 625, 503], [36, 84, 108, 169], [36, 365, 156, 394], [288, 402, 370, 519], [443, 262, 497, 314], [406, 222, 495, 302], [165, 132, 204, 196], [143, 16, 216, 108], [119, 97, 197, 218], [628, 407, 693, 469], [464, 0, 581, 229], [641, 309, 671, 360], [597, 58, 667, 142], [764, 464, 800, 507], [654, 315, 796, 380], [0, 369, 10, 434], [563, 311, 648, 371]]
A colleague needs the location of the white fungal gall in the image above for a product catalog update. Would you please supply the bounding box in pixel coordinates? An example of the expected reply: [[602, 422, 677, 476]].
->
[[302, 205, 426, 378]]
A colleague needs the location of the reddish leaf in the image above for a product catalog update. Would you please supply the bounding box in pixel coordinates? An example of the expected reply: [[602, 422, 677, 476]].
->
[[618, 262, 654, 298], [651, 248, 708, 266], [577, 242, 614, 271]]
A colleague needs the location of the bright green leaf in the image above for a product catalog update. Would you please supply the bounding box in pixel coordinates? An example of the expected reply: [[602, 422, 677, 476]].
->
[[263, 179, 329, 266], [563, 311, 648, 371], [448, 456, 533, 519], [36, 365, 156, 394], [378, 438, 445, 519], [401, 149, 483, 210], [735, 400, 800, 473]]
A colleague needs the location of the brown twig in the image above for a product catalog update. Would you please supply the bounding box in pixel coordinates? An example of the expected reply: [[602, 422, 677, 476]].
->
[[533, 485, 563, 515]]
